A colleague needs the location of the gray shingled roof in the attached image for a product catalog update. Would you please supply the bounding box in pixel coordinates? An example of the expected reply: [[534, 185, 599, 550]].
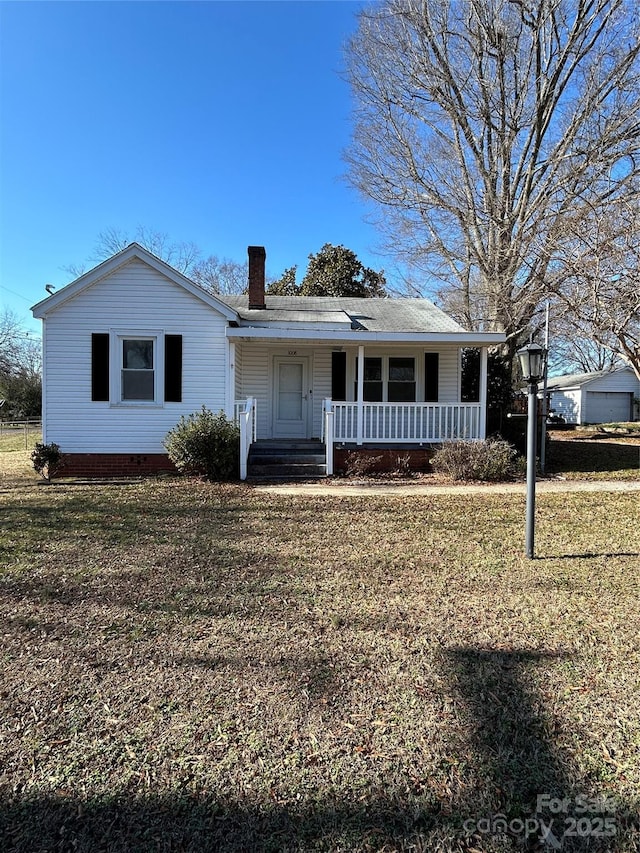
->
[[546, 369, 618, 389], [220, 296, 466, 333]]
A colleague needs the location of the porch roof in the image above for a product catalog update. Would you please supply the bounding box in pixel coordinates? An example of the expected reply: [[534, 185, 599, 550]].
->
[[222, 295, 506, 345]]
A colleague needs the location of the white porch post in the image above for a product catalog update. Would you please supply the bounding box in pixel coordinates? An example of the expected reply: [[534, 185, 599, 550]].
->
[[479, 346, 488, 439], [324, 399, 334, 476], [357, 344, 364, 446], [239, 403, 248, 481], [227, 340, 236, 419]]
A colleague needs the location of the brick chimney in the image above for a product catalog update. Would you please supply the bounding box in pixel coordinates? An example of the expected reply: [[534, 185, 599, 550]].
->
[[248, 245, 266, 309]]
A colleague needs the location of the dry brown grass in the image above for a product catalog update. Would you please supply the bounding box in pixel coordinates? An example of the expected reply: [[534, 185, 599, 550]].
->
[[1, 457, 639, 851]]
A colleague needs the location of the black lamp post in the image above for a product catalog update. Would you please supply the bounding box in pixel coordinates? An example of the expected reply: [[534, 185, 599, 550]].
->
[[516, 342, 545, 559]]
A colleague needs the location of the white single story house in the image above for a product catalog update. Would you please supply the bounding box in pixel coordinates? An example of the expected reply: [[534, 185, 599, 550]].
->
[[31, 243, 505, 478], [546, 367, 640, 425]]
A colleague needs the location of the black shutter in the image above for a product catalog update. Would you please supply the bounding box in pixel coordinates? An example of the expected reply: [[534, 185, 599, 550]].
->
[[331, 351, 347, 401], [425, 352, 439, 402], [164, 335, 182, 402], [91, 334, 110, 401]]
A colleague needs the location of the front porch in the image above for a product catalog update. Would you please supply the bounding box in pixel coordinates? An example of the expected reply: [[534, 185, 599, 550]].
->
[[229, 335, 495, 480], [236, 397, 486, 479]]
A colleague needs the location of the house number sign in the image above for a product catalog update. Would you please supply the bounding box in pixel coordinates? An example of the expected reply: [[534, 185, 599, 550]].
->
[[288, 350, 297, 356]]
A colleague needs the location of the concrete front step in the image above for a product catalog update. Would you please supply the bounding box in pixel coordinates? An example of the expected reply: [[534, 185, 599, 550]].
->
[[249, 441, 323, 452], [248, 463, 327, 478], [247, 441, 327, 480], [249, 453, 326, 465]]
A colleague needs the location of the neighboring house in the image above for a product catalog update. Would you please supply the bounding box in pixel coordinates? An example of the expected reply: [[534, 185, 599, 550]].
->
[[31, 243, 505, 478], [546, 368, 640, 425]]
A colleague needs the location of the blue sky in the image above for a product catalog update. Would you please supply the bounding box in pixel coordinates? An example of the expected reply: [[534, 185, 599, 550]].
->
[[1, 0, 385, 335]]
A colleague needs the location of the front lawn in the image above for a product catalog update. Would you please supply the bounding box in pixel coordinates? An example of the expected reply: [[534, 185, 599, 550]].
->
[[546, 431, 640, 481], [1, 471, 639, 851]]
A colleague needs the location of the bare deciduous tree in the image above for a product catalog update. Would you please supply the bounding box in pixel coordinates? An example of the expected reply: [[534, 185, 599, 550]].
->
[[190, 255, 249, 296], [90, 226, 201, 275], [549, 193, 640, 379], [546, 324, 620, 375], [0, 309, 23, 378], [0, 309, 42, 417], [346, 0, 640, 359], [64, 227, 249, 295]]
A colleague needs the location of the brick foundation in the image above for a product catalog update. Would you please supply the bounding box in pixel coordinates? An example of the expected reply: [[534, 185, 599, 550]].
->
[[55, 453, 177, 479], [333, 447, 434, 474]]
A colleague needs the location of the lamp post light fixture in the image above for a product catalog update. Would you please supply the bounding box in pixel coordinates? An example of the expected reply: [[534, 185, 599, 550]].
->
[[517, 342, 545, 559]]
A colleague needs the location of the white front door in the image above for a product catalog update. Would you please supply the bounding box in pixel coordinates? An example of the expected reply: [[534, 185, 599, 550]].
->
[[273, 356, 310, 438]]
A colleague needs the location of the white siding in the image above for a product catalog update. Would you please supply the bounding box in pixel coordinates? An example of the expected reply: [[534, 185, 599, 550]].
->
[[235, 343, 272, 437], [437, 348, 460, 403], [42, 258, 229, 453], [233, 343, 243, 402], [586, 369, 639, 393], [312, 348, 332, 436], [549, 390, 581, 424]]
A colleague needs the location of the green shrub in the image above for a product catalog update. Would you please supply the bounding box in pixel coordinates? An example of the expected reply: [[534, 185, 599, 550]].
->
[[31, 442, 62, 481], [164, 407, 240, 481], [431, 439, 518, 481]]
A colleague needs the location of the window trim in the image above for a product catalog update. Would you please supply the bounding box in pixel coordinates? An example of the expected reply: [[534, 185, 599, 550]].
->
[[354, 354, 418, 403], [110, 329, 164, 407]]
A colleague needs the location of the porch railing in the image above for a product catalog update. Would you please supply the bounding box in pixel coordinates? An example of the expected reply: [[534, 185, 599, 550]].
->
[[234, 399, 257, 443], [329, 401, 484, 444], [236, 397, 257, 481]]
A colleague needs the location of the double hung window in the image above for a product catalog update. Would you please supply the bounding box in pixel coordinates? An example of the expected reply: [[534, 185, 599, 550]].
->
[[91, 331, 182, 404], [121, 338, 155, 401], [388, 357, 416, 402], [355, 356, 416, 402]]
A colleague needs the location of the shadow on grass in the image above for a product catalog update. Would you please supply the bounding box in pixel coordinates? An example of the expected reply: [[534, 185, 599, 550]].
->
[[0, 793, 452, 853], [445, 649, 570, 810], [3, 648, 637, 852], [547, 439, 640, 475], [538, 551, 640, 561], [443, 647, 636, 850]]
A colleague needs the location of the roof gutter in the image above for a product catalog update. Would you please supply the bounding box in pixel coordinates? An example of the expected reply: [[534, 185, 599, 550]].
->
[[225, 326, 506, 345]]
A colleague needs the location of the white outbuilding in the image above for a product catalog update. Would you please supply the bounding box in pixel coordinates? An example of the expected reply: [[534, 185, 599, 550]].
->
[[546, 367, 639, 425]]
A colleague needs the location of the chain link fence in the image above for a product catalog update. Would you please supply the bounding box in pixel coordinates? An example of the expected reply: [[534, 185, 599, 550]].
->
[[0, 420, 43, 451]]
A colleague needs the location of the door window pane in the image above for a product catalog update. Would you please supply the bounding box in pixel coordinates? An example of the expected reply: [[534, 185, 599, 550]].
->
[[278, 363, 303, 420]]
